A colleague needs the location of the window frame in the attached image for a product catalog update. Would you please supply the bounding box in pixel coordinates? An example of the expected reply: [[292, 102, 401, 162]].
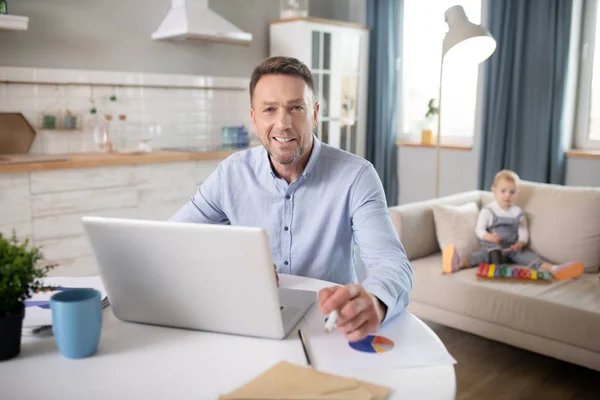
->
[[396, 0, 485, 148], [574, 0, 600, 150]]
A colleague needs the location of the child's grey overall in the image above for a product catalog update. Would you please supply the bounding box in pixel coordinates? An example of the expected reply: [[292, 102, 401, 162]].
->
[[468, 208, 542, 268]]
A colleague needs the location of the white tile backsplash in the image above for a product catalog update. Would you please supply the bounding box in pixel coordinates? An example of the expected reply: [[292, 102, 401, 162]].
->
[[65, 85, 92, 98], [35, 85, 67, 98], [5, 97, 36, 113], [1, 67, 251, 154], [2, 66, 35, 82], [28, 135, 45, 153], [39, 131, 70, 154], [6, 84, 37, 98]]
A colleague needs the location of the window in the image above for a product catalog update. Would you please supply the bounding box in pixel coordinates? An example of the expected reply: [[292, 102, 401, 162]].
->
[[574, 0, 600, 149], [400, 0, 482, 146]]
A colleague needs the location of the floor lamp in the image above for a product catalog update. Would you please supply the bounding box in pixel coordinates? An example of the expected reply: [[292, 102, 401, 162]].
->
[[434, 5, 496, 198]]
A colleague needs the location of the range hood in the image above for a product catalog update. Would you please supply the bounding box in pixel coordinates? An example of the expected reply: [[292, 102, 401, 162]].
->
[[152, 0, 252, 45]]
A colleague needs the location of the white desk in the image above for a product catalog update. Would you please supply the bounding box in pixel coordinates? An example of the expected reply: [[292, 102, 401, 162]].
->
[[1, 275, 456, 399]]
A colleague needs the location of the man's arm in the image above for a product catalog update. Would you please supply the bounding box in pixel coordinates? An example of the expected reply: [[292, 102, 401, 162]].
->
[[319, 164, 413, 341], [350, 164, 413, 323], [169, 163, 229, 224]]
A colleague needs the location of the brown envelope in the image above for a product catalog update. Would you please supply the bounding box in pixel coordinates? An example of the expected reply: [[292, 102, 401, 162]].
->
[[219, 361, 391, 400]]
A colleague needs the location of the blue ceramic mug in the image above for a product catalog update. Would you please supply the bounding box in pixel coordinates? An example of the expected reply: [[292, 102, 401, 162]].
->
[[50, 288, 102, 359]]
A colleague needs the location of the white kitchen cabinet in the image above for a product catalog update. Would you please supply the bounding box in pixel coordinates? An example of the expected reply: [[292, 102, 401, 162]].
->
[[0, 159, 221, 277], [270, 18, 370, 157]]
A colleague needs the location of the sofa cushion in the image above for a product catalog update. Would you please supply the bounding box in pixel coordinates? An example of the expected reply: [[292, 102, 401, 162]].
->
[[410, 253, 600, 353], [432, 202, 480, 259], [388, 190, 486, 261], [516, 181, 600, 273]]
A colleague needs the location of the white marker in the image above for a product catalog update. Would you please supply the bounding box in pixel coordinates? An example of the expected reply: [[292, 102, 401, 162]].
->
[[324, 310, 338, 333]]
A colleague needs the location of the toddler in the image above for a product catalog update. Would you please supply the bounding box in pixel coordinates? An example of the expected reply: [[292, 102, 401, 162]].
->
[[442, 169, 584, 280]]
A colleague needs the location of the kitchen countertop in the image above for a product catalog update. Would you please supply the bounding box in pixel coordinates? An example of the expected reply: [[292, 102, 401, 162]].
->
[[0, 149, 238, 174]]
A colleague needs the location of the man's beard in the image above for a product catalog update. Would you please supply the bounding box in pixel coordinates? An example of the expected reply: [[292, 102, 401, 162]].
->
[[269, 145, 303, 165]]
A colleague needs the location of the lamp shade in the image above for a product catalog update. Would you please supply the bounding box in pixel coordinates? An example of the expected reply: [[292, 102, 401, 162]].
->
[[442, 5, 496, 64]]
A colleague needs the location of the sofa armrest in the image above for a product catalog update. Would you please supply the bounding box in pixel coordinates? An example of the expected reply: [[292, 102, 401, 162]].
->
[[389, 190, 490, 261]]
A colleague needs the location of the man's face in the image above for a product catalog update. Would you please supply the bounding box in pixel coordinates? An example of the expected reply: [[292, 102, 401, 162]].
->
[[250, 74, 319, 165]]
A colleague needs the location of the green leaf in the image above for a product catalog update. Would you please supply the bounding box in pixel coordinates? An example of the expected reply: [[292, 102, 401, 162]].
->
[[0, 232, 56, 317]]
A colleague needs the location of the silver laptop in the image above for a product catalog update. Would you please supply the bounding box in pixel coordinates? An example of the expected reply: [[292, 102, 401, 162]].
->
[[82, 216, 316, 339]]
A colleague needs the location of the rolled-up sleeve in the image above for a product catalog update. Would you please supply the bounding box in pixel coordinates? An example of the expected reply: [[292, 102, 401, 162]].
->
[[350, 164, 413, 323], [169, 163, 229, 224]]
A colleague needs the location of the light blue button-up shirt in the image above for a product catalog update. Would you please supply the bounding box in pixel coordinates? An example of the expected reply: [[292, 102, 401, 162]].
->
[[170, 136, 412, 321]]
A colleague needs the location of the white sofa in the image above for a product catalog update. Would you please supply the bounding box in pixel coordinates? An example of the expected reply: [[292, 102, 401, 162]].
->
[[387, 181, 600, 371]]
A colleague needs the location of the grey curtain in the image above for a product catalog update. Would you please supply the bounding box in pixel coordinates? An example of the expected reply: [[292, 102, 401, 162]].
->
[[479, 0, 572, 189], [366, 0, 401, 206]]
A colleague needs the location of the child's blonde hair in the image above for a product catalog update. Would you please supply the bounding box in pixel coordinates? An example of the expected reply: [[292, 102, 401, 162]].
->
[[492, 169, 520, 189]]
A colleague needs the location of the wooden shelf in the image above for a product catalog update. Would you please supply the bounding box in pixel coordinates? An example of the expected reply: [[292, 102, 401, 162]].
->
[[0, 150, 237, 174], [0, 14, 29, 31]]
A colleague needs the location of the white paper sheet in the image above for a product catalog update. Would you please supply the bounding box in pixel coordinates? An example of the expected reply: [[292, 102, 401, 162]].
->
[[22, 276, 108, 331], [303, 307, 457, 373]]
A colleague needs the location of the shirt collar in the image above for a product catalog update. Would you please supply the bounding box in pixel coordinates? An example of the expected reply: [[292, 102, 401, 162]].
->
[[261, 133, 322, 180], [302, 133, 321, 179]]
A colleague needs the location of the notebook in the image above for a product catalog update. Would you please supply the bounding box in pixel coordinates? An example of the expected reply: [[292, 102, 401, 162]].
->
[[22, 276, 110, 336]]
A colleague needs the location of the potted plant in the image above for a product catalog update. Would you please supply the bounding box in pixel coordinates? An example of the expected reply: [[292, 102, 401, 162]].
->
[[421, 98, 439, 145], [0, 232, 55, 361]]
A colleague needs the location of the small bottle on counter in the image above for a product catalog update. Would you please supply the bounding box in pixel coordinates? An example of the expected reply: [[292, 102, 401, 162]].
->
[[0, 1, 7, 15], [115, 114, 128, 152], [103, 114, 114, 152]]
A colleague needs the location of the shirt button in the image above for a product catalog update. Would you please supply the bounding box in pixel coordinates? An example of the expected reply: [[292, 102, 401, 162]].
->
[[284, 261, 289, 265], [284, 226, 289, 231], [285, 195, 290, 199]]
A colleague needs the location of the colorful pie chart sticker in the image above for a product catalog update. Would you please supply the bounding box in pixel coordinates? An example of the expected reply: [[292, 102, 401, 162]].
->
[[348, 335, 395, 353]]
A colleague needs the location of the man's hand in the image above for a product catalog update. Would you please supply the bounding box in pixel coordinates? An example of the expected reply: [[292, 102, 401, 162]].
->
[[318, 284, 386, 342], [273, 264, 279, 287], [510, 241, 526, 252]]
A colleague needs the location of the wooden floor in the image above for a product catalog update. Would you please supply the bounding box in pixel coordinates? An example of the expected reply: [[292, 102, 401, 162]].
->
[[423, 320, 600, 400]]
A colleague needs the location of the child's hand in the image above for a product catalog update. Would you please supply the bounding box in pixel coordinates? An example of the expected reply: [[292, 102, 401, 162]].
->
[[484, 232, 502, 244], [510, 241, 526, 252]]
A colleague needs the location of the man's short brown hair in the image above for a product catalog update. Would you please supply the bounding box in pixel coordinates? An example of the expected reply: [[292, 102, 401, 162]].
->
[[249, 56, 315, 104]]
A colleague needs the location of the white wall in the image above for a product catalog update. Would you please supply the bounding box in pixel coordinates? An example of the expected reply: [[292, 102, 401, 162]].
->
[[565, 157, 600, 187], [0, 0, 281, 76], [0, 0, 364, 76], [397, 147, 599, 205], [397, 147, 479, 204]]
